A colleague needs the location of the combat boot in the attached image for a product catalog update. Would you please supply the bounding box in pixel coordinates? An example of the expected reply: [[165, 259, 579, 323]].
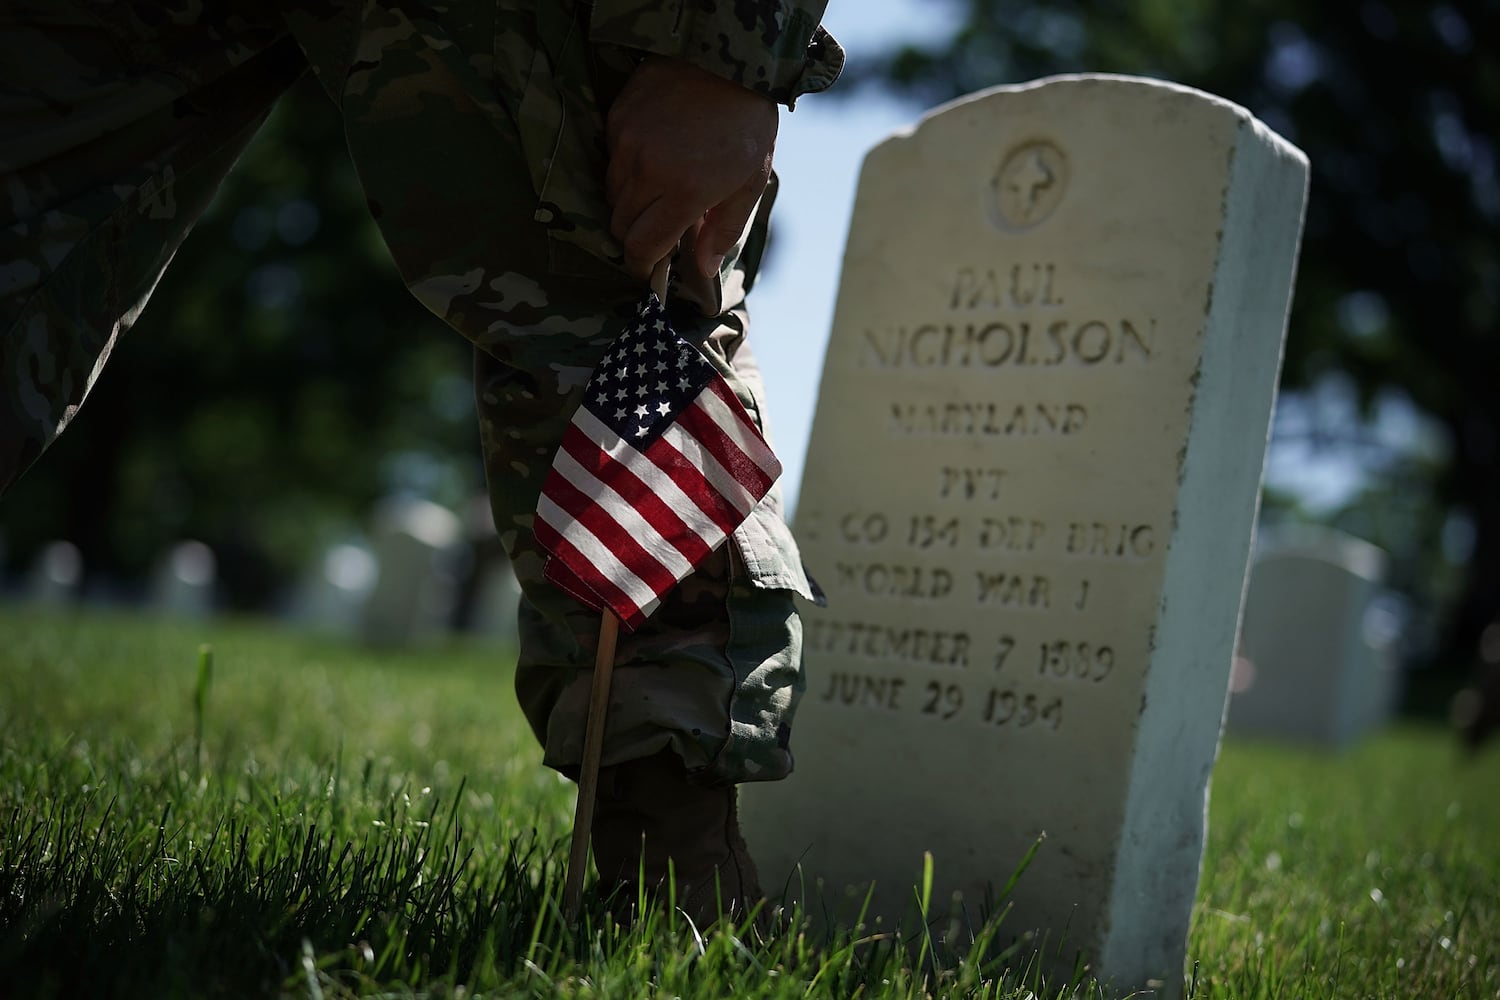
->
[[591, 748, 764, 928]]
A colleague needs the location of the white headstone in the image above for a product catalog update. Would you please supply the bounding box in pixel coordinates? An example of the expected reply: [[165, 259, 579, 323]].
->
[[27, 540, 83, 606], [1229, 528, 1399, 747], [459, 495, 521, 644], [741, 75, 1308, 996], [288, 541, 379, 635], [149, 540, 217, 617], [361, 497, 461, 646], [470, 559, 522, 643]]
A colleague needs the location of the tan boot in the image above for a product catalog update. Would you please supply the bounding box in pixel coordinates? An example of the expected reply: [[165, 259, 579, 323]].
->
[[591, 748, 764, 928]]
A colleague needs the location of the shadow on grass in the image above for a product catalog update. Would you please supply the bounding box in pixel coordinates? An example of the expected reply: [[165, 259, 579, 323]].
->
[[0, 740, 1098, 999], [0, 741, 567, 998]]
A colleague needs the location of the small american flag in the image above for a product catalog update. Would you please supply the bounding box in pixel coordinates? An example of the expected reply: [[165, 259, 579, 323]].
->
[[534, 293, 782, 631]]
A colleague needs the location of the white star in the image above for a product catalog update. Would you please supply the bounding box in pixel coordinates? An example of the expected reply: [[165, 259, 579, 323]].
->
[[654, 360, 668, 373], [633, 341, 647, 356], [635, 364, 647, 377], [616, 388, 628, 401], [596, 392, 609, 405], [615, 407, 627, 420], [635, 425, 649, 437], [596, 368, 609, 383], [655, 380, 668, 392], [677, 355, 689, 368], [653, 318, 666, 332], [678, 376, 692, 390], [656, 401, 672, 416], [616, 366, 629, 381], [635, 403, 649, 418], [653, 338, 668, 353], [636, 383, 649, 397]]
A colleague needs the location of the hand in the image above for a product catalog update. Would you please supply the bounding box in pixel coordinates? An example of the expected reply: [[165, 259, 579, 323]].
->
[[605, 56, 779, 281]]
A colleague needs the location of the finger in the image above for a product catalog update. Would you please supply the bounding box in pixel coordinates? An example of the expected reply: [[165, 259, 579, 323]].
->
[[605, 130, 642, 210], [609, 152, 676, 244], [605, 146, 627, 208], [621, 196, 699, 281], [694, 171, 768, 277], [610, 177, 657, 245]]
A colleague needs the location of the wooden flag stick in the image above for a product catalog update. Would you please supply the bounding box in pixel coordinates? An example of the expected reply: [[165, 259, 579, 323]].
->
[[648, 257, 671, 301], [561, 258, 669, 921], [563, 608, 621, 921]]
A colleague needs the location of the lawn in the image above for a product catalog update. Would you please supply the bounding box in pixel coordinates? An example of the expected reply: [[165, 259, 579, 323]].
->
[[1, 608, 1496, 998]]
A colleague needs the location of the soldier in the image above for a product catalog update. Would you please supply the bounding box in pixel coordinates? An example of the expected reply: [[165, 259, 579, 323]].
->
[[1, 1, 842, 922]]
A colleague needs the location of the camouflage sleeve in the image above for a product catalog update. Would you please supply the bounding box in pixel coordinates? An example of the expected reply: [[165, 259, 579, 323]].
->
[[588, 0, 844, 106]]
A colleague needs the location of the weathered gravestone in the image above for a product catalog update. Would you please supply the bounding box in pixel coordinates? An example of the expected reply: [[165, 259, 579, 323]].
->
[[149, 540, 218, 617], [1229, 528, 1400, 747], [741, 75, 1308, 995], [361, 496, 462, 647], [27, 540, 83, 606], [453, 496, 522, 643], [288, 541, 379, 636]]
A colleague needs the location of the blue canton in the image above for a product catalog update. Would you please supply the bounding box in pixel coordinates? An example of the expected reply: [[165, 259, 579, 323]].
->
[[586, 295, 716, 448]]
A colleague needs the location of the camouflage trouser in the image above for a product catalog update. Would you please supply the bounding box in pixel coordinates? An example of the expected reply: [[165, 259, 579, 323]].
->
[[0, 1, 814, 786]]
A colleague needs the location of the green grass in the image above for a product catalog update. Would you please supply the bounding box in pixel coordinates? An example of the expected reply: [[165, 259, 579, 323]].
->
[[1, 608, 1497, 998]]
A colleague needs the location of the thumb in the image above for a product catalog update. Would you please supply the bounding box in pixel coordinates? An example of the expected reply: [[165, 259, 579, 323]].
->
[[695, 173, 765, 278]]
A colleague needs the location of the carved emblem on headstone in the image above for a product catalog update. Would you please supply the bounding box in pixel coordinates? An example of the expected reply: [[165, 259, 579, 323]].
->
[[990, 140, 1068, 230]]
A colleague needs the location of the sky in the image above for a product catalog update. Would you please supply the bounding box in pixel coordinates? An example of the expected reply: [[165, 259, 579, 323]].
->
[[737, 1, 951, 514]]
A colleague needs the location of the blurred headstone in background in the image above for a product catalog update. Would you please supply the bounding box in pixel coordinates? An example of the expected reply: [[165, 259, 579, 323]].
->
[[149, 540, 218, 618], [468, 559, 522, 645], [1230, 527, 1402, 747], [360, 496, 461, 647], [27, 541, 83, 606], [451, 496, 521, 646], [287, 541, 379, 636]]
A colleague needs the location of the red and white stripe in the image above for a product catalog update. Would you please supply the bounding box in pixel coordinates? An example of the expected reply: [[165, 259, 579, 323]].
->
[[534, 379, 781, 630]]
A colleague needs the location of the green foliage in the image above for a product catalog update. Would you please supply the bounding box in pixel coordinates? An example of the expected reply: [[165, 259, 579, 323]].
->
[[856, 0, 1500, 669], [2, 609, 1498, 998], [0, 78, 480, 608]]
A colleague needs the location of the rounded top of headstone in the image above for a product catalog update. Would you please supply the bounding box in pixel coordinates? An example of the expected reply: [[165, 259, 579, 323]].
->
[[165, 540, 216, 585], [852, 73, 1307, 263], [867, 74, 1306, 175], [1255, 524, 1388, 582], [924, 73, 1257, 130], [36, 540, 83, 584], [324, 543, 378, 592], [371, 496, 462, 548]]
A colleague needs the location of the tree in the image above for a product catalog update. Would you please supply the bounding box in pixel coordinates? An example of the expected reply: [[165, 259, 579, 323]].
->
[[0, 78, 480, 608], [857, 0, 1499, 671]]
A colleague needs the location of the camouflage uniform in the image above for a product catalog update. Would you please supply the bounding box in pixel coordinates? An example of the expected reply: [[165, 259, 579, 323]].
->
[[1, 1, 842, 785]]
